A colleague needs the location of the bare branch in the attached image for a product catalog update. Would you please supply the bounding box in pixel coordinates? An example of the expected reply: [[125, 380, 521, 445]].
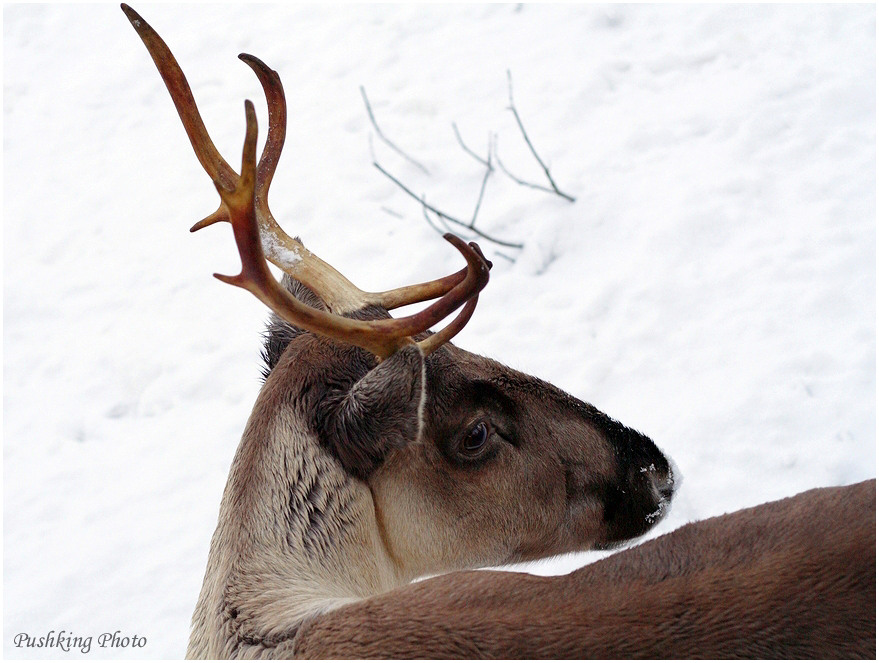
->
[[372, 159, 524, 250], [422, 202, 519, 265], [505, 71, 576, 203], [365, 92, 525, 253], [470, 155, 492, 227], [361, 86, 430, 175], [380, 206, 404, 219], [451, 123, 494, 228], [452, 122, 493, 170], [492, 133, 561, 197], [421, 202, 456, 237]]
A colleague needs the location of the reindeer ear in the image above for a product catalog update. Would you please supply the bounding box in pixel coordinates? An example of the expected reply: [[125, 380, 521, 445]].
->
[[314, 344, 425, 479]]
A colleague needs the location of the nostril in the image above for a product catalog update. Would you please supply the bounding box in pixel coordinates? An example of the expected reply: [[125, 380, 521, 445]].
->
[[658, 455, 682, 503], [656, 474, 675, 502], [640, 463, 676, 504]]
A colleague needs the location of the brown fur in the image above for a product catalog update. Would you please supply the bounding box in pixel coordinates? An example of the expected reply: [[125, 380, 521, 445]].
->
[[186, 286, 676, 658], [291, 479, 876, 659]]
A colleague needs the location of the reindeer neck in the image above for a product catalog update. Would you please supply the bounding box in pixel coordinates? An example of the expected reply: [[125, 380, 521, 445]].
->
[[187, 396, 410, 659]]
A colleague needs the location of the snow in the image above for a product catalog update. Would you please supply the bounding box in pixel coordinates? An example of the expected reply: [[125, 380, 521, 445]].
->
[[259, 227, 303, 270], [4, 4, 874, 659]]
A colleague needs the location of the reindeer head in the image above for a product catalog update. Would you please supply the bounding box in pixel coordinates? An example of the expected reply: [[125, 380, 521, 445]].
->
[[371, 347, 674, 576], [123, 0, 674, 601]]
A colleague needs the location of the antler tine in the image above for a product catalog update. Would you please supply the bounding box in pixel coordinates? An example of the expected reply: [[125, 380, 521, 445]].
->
[[377, 245, 492, 310], [121, 4, 237, 193], [237, 54, 286, 200], [231, 52, 482, 314], [216, 101, 489, 360], [190, 51, 291, 235], [369, 268, 467, 310], [124, 3, 490, 357], [121, 4, 363, 311], [226, 53, 373, 312], [416, 290, 479, 356]]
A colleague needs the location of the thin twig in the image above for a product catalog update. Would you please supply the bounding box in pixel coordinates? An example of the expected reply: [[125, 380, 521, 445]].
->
[[361, 86, 430, 175], [451, 123, 494, 228], [372, 159, 524, 249], [470, 156, 492, 227], [364, 92, 523, 252], [492, 134, 560, 197], [452, 122, 493, 170], [423, 202, 517, 265], [505, 70, 575, 202], [421, 201, 457, 236], [380, 206, 404, 219]]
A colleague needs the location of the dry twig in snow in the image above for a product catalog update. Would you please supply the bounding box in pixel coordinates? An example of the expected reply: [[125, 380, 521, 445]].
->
[[499, 70, 576, 203]]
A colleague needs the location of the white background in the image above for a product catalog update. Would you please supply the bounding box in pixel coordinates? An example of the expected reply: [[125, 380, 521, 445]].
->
[[4, 4, 875, 658]]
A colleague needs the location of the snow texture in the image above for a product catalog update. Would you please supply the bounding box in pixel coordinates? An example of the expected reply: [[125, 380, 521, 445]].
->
[[4, 4, 875, 659]]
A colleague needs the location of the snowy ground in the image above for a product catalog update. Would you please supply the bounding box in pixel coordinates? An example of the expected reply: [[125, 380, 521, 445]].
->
[[4, 3, 875, 659]]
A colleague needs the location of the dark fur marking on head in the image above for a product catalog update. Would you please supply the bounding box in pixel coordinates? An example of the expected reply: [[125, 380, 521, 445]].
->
[[311, 344, 423, 481]]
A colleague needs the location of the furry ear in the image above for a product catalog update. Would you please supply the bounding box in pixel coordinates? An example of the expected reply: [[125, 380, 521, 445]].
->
[[314, 344, 425, 479]]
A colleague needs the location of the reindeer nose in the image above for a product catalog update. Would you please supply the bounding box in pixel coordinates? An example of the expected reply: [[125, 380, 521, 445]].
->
[[645, 462, 675, 504]]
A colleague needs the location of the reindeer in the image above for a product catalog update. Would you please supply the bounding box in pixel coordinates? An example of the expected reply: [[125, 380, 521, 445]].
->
[[122, 5, 674, 658], [123, 6, 872, 659]]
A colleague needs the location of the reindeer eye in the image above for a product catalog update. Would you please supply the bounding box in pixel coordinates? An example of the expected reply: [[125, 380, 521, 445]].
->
[[459, 420, 490, 457]]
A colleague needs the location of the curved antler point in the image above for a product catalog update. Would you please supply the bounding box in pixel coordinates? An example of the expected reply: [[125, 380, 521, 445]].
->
[[120, 3, 146, 29], [191, 207, 231, 232], [214, 272, 240, 287]]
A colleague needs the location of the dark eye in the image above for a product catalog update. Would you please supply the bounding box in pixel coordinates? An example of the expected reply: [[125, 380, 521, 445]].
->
[[460, 421, 490, 457]]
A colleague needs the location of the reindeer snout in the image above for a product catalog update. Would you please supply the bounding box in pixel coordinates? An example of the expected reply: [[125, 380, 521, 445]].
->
[[592, 422, 677, 547], [643, 460, 676, 505]]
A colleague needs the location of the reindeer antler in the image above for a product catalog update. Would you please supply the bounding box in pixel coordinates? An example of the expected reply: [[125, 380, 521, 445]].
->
[[122, 4, 490, 359]]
